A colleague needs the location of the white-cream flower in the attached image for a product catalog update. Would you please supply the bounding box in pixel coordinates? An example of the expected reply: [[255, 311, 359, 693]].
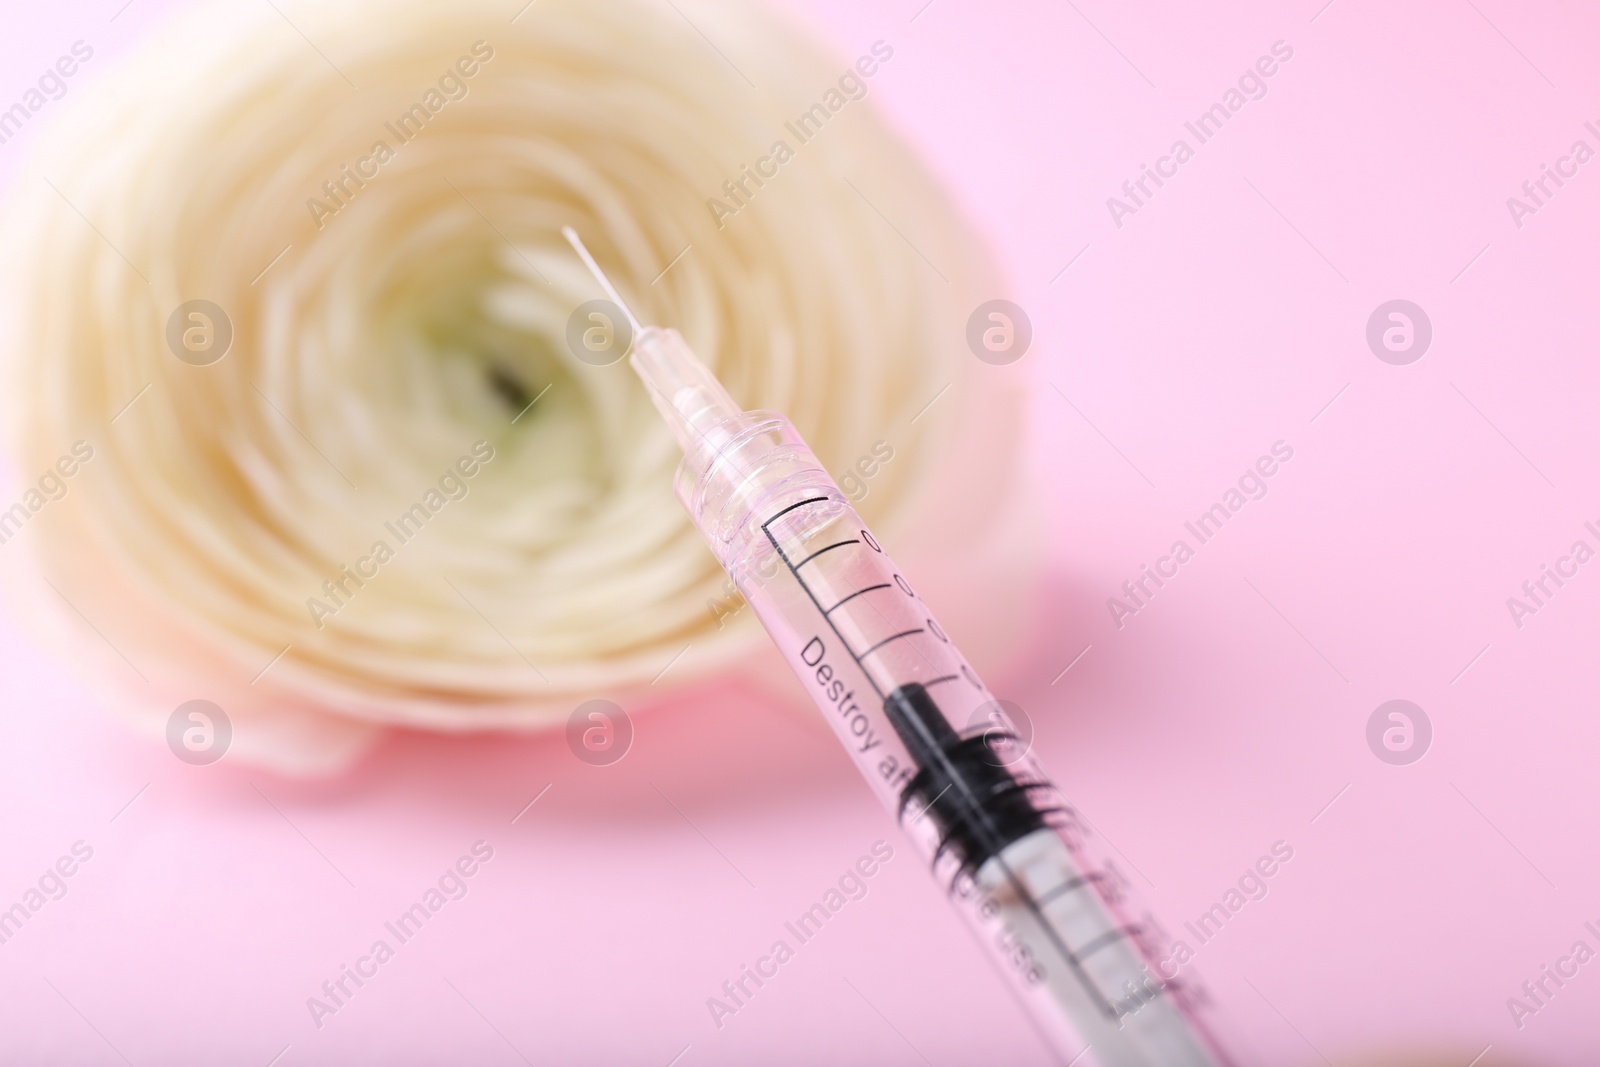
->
[[0, 0, 1036, 773]]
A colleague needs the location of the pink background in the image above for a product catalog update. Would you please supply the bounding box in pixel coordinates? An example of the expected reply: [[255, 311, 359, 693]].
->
[[3, 0, 1598, 1063]]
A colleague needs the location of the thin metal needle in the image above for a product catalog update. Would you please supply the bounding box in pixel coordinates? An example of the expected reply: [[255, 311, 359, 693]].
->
[[561, 226, 643, 333]]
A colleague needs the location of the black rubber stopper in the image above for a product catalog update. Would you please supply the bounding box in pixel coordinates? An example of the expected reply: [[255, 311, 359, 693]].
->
[[883, 683, 1050, 883]]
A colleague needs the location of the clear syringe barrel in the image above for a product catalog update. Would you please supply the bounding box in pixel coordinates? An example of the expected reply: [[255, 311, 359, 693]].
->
[[634, 326, 1232, 1066]]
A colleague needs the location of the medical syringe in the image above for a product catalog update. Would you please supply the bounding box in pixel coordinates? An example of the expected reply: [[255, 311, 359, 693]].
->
[[563, 227, 1231, 1067]]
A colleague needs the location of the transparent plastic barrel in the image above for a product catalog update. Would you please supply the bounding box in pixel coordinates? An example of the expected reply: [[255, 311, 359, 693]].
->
[[676, 412, 1232, 1067]]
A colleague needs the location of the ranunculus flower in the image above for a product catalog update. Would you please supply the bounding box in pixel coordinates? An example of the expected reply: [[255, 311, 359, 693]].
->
[[0, 0, 1036, 773]]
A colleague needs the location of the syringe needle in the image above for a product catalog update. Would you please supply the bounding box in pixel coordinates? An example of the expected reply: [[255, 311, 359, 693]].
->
[[555, 225, 1229, 1065], [560, 226, 643, 334]]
